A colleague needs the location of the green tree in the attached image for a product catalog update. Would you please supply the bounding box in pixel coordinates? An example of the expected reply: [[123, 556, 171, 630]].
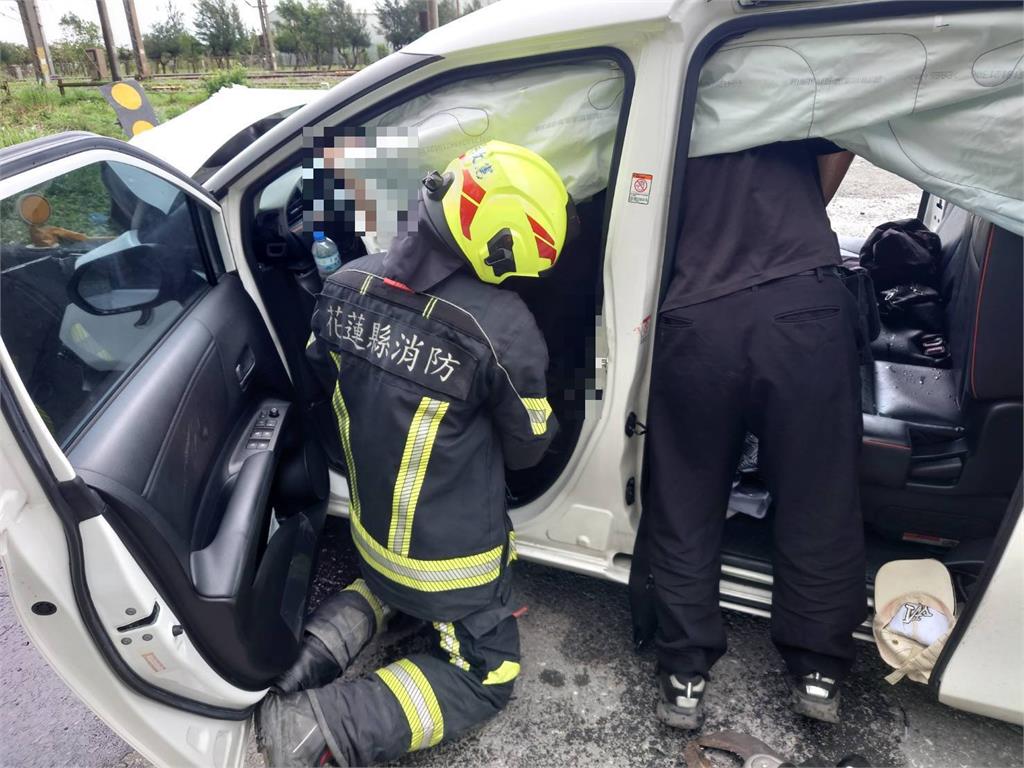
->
[[272, 23, 301, 68], [375, 0, 420, 50], [51, 12, 103, 77], [305, 1, 333, 68], [144, 2, 191, 73], [0, 42, 32, 67], [274, 0, 333, 69], [274, 0, 312, 68], [181, 33, 204, 71], [58, 13, 101, 47], [440, 0, 483, 23], [374, 0, 478, 52], [328, 0, 371, 66], [194, 0, 247, 68]]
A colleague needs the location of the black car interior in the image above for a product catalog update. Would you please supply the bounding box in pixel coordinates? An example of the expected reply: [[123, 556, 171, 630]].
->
[[853, 209, 1022, 543], [67, 276, 329, 689], [723, 203, 1023, 596]]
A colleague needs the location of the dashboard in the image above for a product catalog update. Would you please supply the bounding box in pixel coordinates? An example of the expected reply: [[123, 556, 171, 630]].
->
[[252, 167, 365, 272]]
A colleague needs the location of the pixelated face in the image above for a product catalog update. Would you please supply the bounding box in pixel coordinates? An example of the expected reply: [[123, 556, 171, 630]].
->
[[302, 126, 421, 246]]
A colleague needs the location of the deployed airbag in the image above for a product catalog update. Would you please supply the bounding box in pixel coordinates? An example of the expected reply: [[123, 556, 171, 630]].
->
[[366, 61, 625, 201], [690, 10, 1023, 234]]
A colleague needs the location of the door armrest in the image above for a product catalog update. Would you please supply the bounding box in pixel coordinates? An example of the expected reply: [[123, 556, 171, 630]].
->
[[190, 451, 274, 598]]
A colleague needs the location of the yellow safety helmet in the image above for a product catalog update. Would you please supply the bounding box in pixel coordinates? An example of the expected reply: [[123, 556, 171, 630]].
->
[[420, 140, 575, 284]]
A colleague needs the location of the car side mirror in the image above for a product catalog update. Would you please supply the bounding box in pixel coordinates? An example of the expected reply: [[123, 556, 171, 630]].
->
[[67, 243, 171, 315]]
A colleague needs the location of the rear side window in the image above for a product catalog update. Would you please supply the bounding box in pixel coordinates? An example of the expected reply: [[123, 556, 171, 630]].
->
[[0, 161, 211, 444], [827, 157, 923, 240]]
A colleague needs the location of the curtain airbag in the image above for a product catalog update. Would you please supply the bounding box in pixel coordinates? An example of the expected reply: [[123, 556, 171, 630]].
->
[[690, 11, 1023, 234]]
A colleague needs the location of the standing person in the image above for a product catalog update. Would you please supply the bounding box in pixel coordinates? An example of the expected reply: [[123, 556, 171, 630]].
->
[[258, 140, 571, 766], [643, 140, 862, 727]]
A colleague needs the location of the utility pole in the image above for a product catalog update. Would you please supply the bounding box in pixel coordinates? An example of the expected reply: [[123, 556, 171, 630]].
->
[[256, 0, 277, 72], [426, 0, 439, 30], [16, 0, 51, 84], [122, 0, 150, 79], [95, 0, 122, 81]]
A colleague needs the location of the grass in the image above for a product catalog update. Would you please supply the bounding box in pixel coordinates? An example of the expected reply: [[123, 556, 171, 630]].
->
[[0, 70, 328, 243], [0, 162, 117, 244], [0, 67, 345, 149], [0, 80, 211, 245], [0, 80, 210, 149]]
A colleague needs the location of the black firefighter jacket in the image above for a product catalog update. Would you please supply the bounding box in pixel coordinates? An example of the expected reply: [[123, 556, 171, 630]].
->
[[307, 248, 557, 621]]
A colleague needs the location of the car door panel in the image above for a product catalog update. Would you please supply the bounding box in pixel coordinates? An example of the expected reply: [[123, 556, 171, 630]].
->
[[68, 275, 324, 689], [937, 500, 1024, 725], [0, 434, 256, 767], [1, 135, 329, 767]]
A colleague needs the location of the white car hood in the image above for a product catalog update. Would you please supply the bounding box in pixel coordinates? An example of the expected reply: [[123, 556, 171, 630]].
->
[[129, 85, 323, 178]]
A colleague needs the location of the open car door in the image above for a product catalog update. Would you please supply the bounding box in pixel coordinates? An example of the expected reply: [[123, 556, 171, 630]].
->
[[936, 490, 1024, 724], [0, 133, 329, 767]]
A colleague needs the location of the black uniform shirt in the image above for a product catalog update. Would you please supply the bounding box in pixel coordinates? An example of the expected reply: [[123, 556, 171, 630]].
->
[[663, 139, 844, 310]]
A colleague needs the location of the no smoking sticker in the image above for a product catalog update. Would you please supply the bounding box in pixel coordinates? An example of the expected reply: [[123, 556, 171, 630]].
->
[[628, 172, 653, 205]]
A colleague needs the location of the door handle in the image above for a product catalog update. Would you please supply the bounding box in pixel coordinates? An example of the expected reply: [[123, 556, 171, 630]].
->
[[235, 346, 256, 391]]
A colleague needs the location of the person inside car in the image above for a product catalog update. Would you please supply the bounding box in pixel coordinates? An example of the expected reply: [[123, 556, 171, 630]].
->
[[257, 140, 569, 766], [643, 140, 861, 727]]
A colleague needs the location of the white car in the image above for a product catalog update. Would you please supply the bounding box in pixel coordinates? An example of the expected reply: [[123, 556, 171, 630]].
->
[[128, 85, 323, 181], [0, 1, 1021, 766]]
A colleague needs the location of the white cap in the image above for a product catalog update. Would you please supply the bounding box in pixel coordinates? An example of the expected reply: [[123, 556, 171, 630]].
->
[[872, 559, 956, 685]]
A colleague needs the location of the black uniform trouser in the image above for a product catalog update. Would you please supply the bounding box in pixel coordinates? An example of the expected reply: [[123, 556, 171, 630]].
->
[[300, 579, 520, 766], [645, 270, 867, 682]]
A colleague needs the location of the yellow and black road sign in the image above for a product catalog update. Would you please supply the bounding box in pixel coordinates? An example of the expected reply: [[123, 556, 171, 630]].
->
[[99, 79, 159, 138]]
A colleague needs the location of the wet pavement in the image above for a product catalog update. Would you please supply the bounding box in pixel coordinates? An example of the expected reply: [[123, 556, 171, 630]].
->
[[3, 520, 1022, 768]]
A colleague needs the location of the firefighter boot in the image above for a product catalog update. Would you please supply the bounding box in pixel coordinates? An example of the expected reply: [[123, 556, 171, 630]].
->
[[257, 690, 338, 767], [275, 581, 391, 695]]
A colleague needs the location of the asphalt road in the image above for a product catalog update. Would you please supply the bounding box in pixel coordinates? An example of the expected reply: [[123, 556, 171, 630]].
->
[[2, 520, 1022, 768]]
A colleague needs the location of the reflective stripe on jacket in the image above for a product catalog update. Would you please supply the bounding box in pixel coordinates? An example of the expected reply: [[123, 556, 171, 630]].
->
[[307, 252, 557, 620]]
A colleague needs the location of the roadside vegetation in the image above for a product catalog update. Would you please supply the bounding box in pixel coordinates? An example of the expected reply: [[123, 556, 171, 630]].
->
[[0, 81, 208, 148], [0, 0, 485, 149]]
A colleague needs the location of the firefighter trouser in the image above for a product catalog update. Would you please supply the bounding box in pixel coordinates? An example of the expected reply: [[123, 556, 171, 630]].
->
[[297, 579, 520, 766], [645, 271, 867, 682]]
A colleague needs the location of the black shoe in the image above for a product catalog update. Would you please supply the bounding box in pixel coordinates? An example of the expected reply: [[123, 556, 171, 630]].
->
[[656, 671, 707, 730], [790, 672, 841, 723], [257, 690, 336, 767]]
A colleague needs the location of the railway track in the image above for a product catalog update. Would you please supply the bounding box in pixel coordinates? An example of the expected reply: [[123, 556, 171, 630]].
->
[[55, 69, 358, 94]]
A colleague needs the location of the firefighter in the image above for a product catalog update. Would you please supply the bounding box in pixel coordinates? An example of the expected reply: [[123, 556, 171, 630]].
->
[[258, 141, 570, 766], [642, 140, 863, 727]]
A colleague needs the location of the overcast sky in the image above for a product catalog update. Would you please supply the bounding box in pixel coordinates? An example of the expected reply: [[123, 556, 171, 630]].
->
[[0, 0, 381, 46]]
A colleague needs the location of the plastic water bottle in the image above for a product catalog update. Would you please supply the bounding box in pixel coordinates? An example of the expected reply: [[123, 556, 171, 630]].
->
[[311, 231, 341, 278]]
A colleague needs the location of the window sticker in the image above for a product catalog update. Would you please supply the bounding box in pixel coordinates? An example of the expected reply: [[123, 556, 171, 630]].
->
[[628, 172, 653, 205]]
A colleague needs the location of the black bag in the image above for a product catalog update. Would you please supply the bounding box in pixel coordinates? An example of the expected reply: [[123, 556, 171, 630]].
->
[[878, 283, 945, 334], [838, 265, 880, 363], [859, 218, 941, 290]]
